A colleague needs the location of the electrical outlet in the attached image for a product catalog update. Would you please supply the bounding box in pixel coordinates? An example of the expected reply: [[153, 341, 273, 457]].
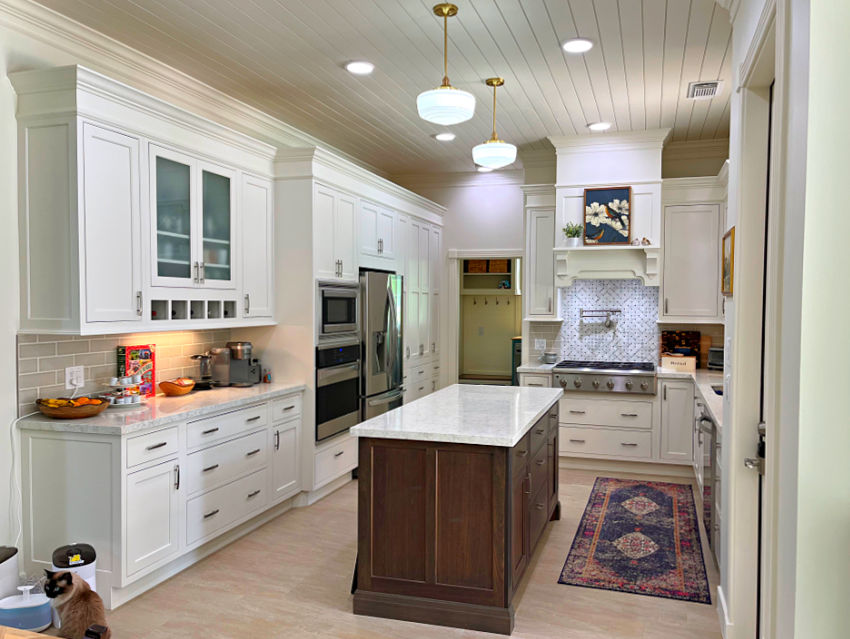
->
[[478, 326, 485, 337], [534, 339, 546, 350], [65, 366, 84, 390]]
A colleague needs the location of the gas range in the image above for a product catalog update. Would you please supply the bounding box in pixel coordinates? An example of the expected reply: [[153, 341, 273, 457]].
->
[[553, 360, 657, 395]]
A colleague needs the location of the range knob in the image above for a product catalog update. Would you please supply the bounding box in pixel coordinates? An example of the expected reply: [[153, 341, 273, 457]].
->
[[592, 380, 600, 389], [625, 380, 633, 390], [606, 380, 615, 389], [573, 379, 582, 389], [559, 378, 567, 388], [640, 381, 649, 391]]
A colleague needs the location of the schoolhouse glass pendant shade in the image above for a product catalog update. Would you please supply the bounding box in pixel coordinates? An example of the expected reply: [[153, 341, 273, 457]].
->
[[472, 77, 517, 169], [417, 4, 475, 126]]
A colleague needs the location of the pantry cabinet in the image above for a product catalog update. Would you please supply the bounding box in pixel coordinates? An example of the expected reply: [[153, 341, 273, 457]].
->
[[11, 65, 277, 335]]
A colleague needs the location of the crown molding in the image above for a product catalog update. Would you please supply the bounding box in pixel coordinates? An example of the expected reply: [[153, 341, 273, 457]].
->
[[390, 169, 525, 191], [549, 128, 672, 153], [0, 0, 387, 177], [520, 184, 555, 195], [447, 249, 522, 260]]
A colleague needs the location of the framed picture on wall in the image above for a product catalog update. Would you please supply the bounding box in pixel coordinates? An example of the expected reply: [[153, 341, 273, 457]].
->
[[584, 186, 632, 245], [722, 227, 735, 296]]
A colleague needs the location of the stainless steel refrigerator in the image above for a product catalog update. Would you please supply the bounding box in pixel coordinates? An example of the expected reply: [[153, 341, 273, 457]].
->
[[360, 270, 404, 419]]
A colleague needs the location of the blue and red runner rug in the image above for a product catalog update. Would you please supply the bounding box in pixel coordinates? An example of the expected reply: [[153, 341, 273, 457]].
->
[[558, 477, 711, 604]]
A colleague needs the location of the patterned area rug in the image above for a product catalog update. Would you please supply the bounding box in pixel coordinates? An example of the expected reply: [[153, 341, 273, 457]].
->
[[558, 477, 711, 604]]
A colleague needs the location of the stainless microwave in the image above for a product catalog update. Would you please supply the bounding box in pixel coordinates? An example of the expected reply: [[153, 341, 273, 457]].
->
[[317, 281, 359, 337]]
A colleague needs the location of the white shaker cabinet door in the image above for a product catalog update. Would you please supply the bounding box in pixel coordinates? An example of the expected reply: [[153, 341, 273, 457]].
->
[[271, 419, 301, 503], [335, 193, 358, 282], [241, 174, 274, 318], [124, 459, 180, 578], [82, 123, 143, 324], [527, 208, 556, 316], [660, 381, 695, 463], [314, 185, 338, 280], [357, 199, 380, 257]]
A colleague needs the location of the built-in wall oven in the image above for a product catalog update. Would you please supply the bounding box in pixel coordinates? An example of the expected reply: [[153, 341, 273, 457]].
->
[[315, 338, 361, 442], [317, 281, 359, 337]]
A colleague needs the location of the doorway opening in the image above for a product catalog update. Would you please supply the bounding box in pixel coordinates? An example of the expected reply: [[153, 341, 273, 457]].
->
[[458, 257, 522, 385]]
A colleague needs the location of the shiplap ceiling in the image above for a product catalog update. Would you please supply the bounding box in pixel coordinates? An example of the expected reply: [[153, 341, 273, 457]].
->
[[34, 0, 732, 174]]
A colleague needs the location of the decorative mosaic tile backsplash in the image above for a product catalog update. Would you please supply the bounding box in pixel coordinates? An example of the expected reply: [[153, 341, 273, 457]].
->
[[558, 280, 660, 363]]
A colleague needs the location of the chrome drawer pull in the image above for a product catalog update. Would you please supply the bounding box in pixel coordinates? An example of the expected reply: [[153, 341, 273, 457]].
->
[[203, 509, 220, 519], [621, 413, 639, 417], [247, 416, 261, 422], [569, 410, 586, 415], [202, 464, 219, 473], [535, 459, 545, 466], [334, 450, 345, 458], [282, 405, 295, 411], [621, 442, 639, 447], [536, 503, 545, 510], [202, 427, 220, 435], [569, 438, 586, 444], [535, 428, 545, 435], [145, 442, 167, 451], [247, 489, 261, 499], [246, 448, 261, 457]]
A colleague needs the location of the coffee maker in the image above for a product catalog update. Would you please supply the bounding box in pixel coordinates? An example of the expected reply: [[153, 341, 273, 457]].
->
[[210, 342, 262, 387]]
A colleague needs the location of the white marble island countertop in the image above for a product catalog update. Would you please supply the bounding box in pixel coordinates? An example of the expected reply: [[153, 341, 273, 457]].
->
[[351, 384, 563, 448], [18, 382, 306, 436]]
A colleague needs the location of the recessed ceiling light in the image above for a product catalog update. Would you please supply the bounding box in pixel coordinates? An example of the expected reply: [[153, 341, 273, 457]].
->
[[587, 121, 612, 132], [562, 38, 594, 54], [434, 132, 456, 142], [477, 166, 494, 173], [345, 61, 374, 75]]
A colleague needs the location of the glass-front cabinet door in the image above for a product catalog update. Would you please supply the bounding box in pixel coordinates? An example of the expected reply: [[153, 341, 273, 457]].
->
[[198, 162, 236, 289], [149, 147, 236, 289]]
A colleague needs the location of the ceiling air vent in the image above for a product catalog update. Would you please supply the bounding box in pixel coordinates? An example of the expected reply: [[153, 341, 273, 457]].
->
[[687, 81, 722, 100]]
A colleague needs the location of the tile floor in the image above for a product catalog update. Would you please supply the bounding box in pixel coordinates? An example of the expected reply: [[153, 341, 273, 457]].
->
[[99, 469, 722, 639]]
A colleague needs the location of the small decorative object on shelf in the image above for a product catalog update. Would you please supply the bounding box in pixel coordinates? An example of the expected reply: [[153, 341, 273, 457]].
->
[[584, 186, 632, 245], [563, 222, 583, 247], [497, 279, 511, 289]]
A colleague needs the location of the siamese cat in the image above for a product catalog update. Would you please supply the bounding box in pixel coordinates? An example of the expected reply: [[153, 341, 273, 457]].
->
[[43, 570, 111, 639]]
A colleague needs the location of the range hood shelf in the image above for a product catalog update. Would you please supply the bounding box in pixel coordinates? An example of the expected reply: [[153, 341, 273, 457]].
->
[[553, 245, 660, 287]]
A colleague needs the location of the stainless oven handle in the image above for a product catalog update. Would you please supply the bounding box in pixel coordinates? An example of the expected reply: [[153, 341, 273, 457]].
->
[[367, 389, 404, 407], [321, 287, 358, 299], [316, 362, 360, 386]]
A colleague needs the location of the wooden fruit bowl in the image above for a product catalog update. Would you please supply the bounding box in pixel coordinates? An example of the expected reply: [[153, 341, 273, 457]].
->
[[36, 398, 109, 419], [159, 379, 195, 396]]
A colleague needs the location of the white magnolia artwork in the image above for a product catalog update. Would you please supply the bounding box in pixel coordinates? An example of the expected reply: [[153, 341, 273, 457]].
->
[[584, 186, 632, 245]]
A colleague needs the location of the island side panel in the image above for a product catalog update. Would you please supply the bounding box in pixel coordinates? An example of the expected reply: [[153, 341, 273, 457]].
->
[[357, 437, 507, 608]]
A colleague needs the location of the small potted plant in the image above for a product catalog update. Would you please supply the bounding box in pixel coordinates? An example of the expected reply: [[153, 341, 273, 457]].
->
[[563, 222, 583, 247]]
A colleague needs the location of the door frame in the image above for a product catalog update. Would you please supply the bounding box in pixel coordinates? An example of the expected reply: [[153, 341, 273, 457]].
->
[[446, 249, 522, 386]]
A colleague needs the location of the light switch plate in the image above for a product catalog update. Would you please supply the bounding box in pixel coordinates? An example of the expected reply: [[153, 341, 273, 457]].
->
[[478, 326, 485, 336], [534, 339, 546, 350], [65, 366, 84, 390]]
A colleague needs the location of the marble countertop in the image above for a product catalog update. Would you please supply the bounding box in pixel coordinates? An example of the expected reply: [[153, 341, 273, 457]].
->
[[351, 384, 563, 447], [18, 382, 306, 436], [516, 363, 557, 373]]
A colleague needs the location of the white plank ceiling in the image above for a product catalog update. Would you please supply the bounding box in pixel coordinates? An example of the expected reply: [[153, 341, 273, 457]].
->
[[33, 0, 732, 174]]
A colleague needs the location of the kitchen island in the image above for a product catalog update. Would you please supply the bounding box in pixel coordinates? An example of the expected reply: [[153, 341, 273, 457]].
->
[[351, 384, 563, 635]]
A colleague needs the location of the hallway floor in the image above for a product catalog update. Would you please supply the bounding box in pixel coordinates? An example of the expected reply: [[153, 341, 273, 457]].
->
[[103, 469, 722, 639]]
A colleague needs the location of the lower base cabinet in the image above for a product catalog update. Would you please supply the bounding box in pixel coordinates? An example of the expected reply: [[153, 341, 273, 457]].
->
[[354, 405, 559, 635], [125, 459, 180, 577]]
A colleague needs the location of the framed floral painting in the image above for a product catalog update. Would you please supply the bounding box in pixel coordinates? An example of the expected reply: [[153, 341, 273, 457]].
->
[[722, 227, 735, 296], [584, 186, 632, 245]]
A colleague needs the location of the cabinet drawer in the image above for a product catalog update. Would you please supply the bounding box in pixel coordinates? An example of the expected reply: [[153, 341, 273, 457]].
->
[[530, 483, 549, 550], [186, 468, 268, 546], [187, 404, 268, 450], [271, 395, 302, 422], [530, 444, 548, 496], [314, 435, 357, 488], [184, 429, 268, 496], [511, 433, 530, 475], [560, 426, 652, 458], [519, 374, 551, 388], [559, 398, 652, 429], [529, 415, 550, 454], [126, 427, 179, 468]]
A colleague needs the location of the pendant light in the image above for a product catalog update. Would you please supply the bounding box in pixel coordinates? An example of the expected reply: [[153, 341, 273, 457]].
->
[[472, 77, 517, 169], [416, 3, 476, 126]]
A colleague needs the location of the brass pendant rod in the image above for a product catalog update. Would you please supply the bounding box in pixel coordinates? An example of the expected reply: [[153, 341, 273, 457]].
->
[[491, 83, 498, 140], [443, 12, 449, 86]]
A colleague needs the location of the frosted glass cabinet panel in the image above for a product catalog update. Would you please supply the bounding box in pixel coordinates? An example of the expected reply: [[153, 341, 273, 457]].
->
[[154, 155, 192, 282], [199, 164, 236, 288]]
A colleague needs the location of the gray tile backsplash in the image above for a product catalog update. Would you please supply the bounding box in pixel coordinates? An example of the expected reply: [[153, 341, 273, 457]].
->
[[17, 329, 231, 416]]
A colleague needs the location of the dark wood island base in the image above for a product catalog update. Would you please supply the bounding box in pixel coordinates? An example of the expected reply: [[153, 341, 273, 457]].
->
[[354, 404, 560, 635]]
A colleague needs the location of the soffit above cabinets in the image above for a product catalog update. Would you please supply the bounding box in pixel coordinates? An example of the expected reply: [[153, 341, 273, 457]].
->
[[30, 0, 733, 175]]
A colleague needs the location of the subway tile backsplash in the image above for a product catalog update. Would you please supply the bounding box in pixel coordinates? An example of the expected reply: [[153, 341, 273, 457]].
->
[[17, 329, 231, 416]]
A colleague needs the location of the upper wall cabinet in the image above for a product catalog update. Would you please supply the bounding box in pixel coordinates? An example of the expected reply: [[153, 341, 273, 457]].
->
[[358, 200, 397, 270], [522, 186, 560, 322], [315, 184, 358, 282], [11, 65, 276, 334]]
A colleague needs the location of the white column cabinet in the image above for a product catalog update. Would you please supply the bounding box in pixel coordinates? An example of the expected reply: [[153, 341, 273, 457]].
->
[[241, 174, 274, 318], [660, 204, 722, 321], [405, 217, 422, 365], [429, 225, 442, 362], [526, 208, 557, 317], [124, 459, 180, 577], [660, 380, 695, 462]]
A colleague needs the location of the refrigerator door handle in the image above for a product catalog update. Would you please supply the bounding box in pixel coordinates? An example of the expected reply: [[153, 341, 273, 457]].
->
[[387, 279, 400, 386], [367, 389, 405, 407]]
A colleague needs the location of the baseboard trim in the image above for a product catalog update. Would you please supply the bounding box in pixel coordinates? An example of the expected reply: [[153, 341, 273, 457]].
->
[[717, 585, 732, 639], [296, 474, 354, 507], [559, 456, 696, 479], [353, 590, 514, 635]]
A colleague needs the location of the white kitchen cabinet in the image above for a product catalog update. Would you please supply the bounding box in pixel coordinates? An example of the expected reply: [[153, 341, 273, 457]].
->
[[405, 217, 423, 364], [519, 373, 552, 388], [271, 418, 301, 503], [358, 200, 396, 268], [429, 225, 442, 362], [526, 208, 557, 317], [660, 380, 695, 462], [314, 184, 358, 281], [81, 123, 144, 324], [660, 204, 722, 321], [149, 146, 237, 290], [125, 459, 180, 577], [241, 174, 274, 318]]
